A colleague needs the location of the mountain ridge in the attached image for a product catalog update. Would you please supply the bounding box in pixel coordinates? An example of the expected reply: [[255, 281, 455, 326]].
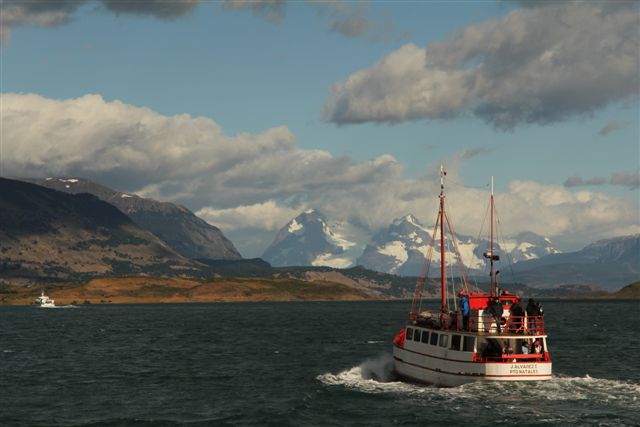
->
[[0, 178, 200, 284], [24, 177, 241, 260]]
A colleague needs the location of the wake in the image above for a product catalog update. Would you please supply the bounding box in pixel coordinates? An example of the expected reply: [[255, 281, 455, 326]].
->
[[317, 354, 640, 406]]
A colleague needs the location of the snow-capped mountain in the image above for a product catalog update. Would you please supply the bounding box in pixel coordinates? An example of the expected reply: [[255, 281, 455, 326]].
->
[[356, 214, 485, 276], [264, 211, 560, 274], [500, 231, 560, 262], [356, 215, 560, 276], [262, 210, 368, 268]]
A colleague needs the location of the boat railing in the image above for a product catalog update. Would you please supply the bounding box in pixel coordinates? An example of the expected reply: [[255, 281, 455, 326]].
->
[[454, 313, 546, 335], [412, 312, 546, 336], [475, 352, 550, 363]]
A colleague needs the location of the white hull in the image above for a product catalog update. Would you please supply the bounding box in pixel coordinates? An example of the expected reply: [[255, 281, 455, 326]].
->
[[393, 342, 552, 387], [34, 291, 55, 308]]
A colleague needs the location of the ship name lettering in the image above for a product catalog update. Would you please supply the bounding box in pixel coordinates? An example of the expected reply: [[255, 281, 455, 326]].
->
[[509, 364, 538, 375]]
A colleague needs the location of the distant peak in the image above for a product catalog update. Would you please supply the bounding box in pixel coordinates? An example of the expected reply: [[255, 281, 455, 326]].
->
[[393, 213, 420, 226]]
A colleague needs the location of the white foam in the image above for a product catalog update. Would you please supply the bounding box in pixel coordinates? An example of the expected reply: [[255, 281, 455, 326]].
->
[[317, 353, 431, 395], [318, 357, 640, 409]]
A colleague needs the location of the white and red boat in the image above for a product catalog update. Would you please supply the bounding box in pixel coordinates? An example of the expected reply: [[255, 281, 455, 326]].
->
[[392, 166, 551, 387]]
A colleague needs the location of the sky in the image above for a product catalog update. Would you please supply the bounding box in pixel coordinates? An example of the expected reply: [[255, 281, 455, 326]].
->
[[1, 0, 639, 258]]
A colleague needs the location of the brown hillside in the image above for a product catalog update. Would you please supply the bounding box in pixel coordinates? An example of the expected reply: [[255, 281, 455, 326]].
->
[[0, 276, 373, 305]]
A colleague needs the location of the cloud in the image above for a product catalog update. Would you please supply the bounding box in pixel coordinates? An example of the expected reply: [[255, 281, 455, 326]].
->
[[324, 2, 640, 129], [2, 92, 637, 255], [196, 200, 300, 231], [457, 147, 492, 160], [0, 0, 201, 45], [610, 170, 640, 190], [101, 0, 200, 19], [564, 176, 607, 187], [307, 0, 402, 41], [0, 0, 403, 46], [599, 120, 629, 136], [564, 171, 640, 190], [222, 0, 286, 24]]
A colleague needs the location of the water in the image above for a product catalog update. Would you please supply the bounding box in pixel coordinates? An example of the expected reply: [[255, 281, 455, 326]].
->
[[1, 300, 638, 426]]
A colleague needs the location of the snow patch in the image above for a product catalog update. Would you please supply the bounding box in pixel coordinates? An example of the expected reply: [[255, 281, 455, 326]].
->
[[517, 242, 535, 252], [59, 178, 78, 183], [120, 194, 133, 198], [312, 253, 354, 268], [379, 240, 408, 264], [287, 219, 304, 233]]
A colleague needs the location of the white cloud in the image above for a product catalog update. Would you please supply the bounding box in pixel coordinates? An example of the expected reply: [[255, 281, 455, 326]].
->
[[2, 92, 637, 255], [196, 201, 300, 231], [324, 2, 640, 129]]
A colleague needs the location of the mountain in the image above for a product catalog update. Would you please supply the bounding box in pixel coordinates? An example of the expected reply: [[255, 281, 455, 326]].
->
[[501, 231, 560, 262], [508, 234, 640, 290], [0, 178, 199, 284], [26, 177, 241, 260], [262, 210, 368, 268], [356, 214, 559, 276]]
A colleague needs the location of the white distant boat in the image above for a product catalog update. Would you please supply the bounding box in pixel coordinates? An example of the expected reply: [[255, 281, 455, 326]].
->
[[34, 290, 55, 308], [392, 166, 552, 387]]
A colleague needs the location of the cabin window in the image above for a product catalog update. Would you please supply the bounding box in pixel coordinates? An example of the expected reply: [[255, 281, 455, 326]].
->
[[430, 332, 438, 346], [421, 331, 430, 343], [450, 334, 461, 351], [406, 328, 413, 340], [439, 334, 448, 348], [463, 336, 475, 352], [413, 329, 421, 341]]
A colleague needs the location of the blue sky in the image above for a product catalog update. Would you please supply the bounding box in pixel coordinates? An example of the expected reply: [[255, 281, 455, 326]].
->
[[1, 0, 638, 256]]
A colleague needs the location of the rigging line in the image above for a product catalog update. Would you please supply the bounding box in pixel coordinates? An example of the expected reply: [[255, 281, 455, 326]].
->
[[472, 199, 491, 293], [441, 203, 475, 292], [412, 210, 440, 317], [447, 238, 457, 311], [420, 241, 435, 315], [494, 204, 518, 283], [443, 210, 472, 294]]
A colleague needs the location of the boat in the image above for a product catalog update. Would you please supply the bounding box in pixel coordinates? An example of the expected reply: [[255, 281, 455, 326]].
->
[[34, 290, 55, 308], [392, 166, 551, 387]]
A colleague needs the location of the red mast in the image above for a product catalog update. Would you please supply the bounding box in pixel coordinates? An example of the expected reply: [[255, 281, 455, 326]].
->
[[490, 176, 495, 296], [440, 165, 447, 313]]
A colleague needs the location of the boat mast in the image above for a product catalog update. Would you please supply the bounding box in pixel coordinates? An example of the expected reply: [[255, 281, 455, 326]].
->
[[489, 176, 496, 296], [440, 165, 447, 313]]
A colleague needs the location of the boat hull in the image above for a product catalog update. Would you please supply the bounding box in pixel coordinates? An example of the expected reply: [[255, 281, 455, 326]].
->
[[393, 345, 552, 387]]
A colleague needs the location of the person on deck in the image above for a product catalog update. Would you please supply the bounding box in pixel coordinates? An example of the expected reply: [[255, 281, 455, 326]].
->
[[526, 298, 540, 333], [510, 301, 525, 333], [459, 291, 470, 330], [488, 297, 504, 333], [533, 339, 543, 354]]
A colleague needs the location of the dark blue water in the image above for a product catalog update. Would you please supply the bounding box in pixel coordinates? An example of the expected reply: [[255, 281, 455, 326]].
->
[[1, 300, 638, 426]]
